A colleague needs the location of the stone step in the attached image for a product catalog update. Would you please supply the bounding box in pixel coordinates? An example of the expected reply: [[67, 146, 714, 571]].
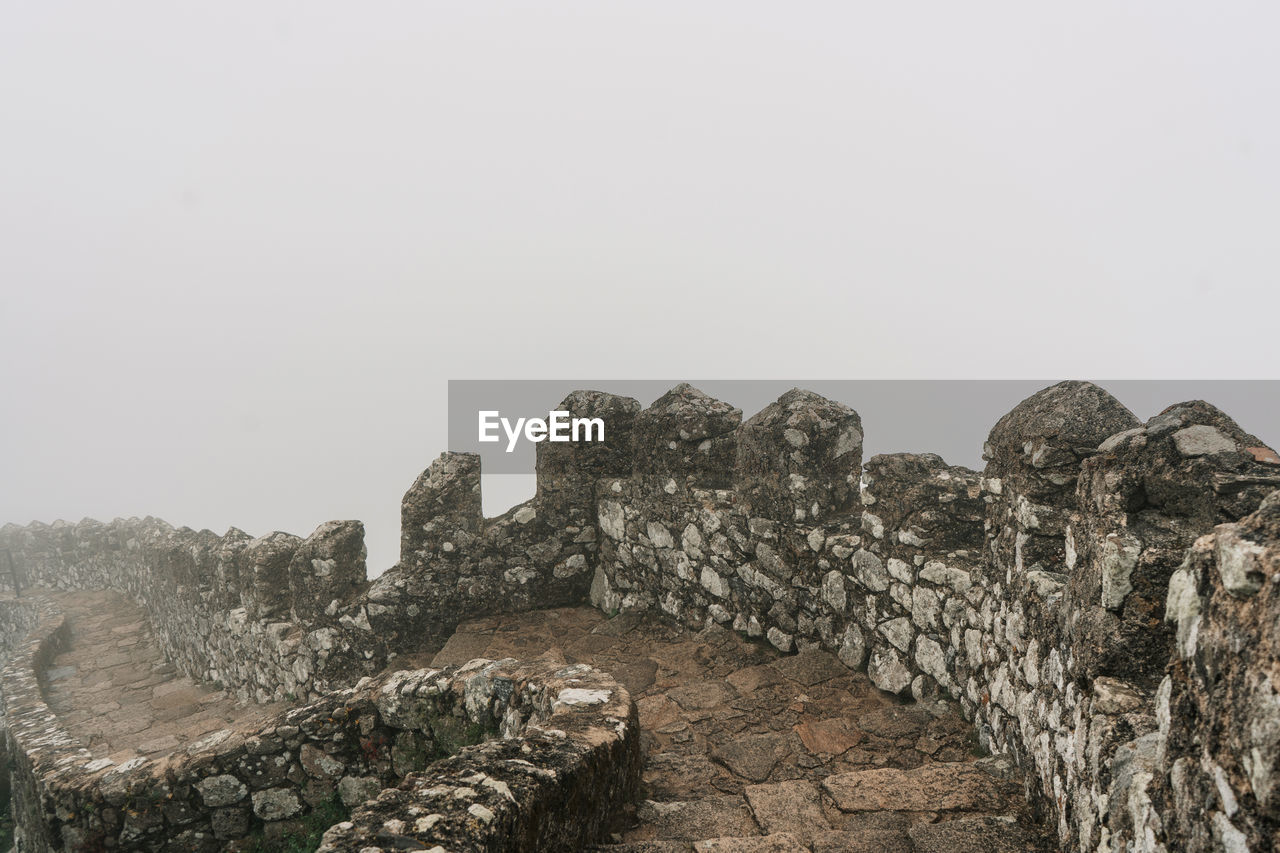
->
[[692, 834, 807, 852], [909, 815, 1054, 852], [597, 814, 1048, 853], [634, 796, 761, 841], [743, 779, 828, 840], [821, 762, 1018, 814]]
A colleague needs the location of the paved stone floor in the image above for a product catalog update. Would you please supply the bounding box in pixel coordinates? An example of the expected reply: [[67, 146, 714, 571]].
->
[[431, 607, 1056, 852], [40, 590, 285, 766]]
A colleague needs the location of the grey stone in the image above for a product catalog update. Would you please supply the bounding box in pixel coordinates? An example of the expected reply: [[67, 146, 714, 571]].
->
[[636, 796, 760, 841], [711, 733, 788, 782], [852, 549, 890, 592], [867, 646, 912, 695], [195, 775, 247, 808], [251, 787, 303, 821], [837, 624, 866, 670], [1093, 677, 1144, 715], [877, 617, 914, 653], [1173, 425, 1237, 457], [337, 775, 383, 808], [1215, 527, 1265, 598], [909, 816, 1041, 853], [1100, 533, 1141, 611]]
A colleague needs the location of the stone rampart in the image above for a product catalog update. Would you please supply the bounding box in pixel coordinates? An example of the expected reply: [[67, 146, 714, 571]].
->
[[4, 380, 1279, 851]]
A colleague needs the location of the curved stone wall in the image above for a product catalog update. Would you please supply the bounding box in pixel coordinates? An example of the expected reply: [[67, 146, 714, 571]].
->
[[0, 517, 385, 704], [317, 662, 639, 851], [0, 597, 638, 852], [0, 597, 76, 853]]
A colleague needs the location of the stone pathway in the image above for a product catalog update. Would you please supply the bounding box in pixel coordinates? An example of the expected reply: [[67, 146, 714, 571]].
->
[[431, 607, 1054, 853], [39, 590, 285, 765], [32, 591, 1054, 851]]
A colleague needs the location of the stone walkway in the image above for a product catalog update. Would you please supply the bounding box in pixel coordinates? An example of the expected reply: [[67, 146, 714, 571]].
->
[[431, 607, 1055, 853], [40, 590, 285, 766], [32, 591, 1053, 851]]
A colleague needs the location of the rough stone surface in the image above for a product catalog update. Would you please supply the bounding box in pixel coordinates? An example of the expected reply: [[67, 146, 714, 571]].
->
[[632, 384, 741, 489], [0, 596, 639, 852], [1155, 491, 1280, 852], [1068, 399, 1279, 688], [428, 605, 1042, 850], [821, 763, 1015, 813], [590, 381, 1280, 853], [734, 388, 863, 524], [909, 815, 1048, 853], [4, 380, 1279, 853], [743, 780, 826, 839], [287, 520, 367, 625]]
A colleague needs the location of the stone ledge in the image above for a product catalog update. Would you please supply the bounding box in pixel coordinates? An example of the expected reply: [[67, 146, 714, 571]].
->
[[317, 661, 640, 851]]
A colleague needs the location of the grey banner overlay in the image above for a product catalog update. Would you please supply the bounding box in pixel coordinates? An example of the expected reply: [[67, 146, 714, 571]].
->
[[449, 380, 1279, 476]]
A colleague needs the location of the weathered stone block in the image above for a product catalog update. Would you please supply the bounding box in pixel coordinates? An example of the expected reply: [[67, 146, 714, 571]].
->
[[984, 381, 1139, 581], [535, 389, 640, 522], [400, 451, 483, 562], [632, 384, 742, 488], [195, 774, 248, 808], [1069, 400, 1279, 686], [242, 531, 303, 620], [289, 520, 367, 624], [250, 787, 303, 821], [210, 528, 251, 611], [1158, 491, 1280, 851], [734, 388, 862, 523]]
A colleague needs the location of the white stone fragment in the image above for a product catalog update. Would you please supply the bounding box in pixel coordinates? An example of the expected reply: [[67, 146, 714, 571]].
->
[[468, 803, 496, 824], [599, 501, 626, 540], [1165, 563, 1203, 659], [887, 557, 914, 584], [555, 687, 612, 707], [1101, 534, 1141, 610], [700, 566, 729, 598], [647, 521, 674, 549], [1215, 527, 1266, 598], [822, 570, 847, 612]]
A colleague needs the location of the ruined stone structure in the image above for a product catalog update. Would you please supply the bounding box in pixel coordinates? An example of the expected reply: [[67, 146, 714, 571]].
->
[[1, 381, 1277, 852]]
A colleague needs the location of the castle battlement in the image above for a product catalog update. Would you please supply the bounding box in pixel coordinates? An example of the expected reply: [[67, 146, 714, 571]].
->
[[1, 381, 1277, 852]]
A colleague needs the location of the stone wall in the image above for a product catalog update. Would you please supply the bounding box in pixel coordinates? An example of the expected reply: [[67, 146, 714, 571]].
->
[[0, 594, 638, 852], [591, 382, 1280, 852], [0, 596, 73, 852], [0, 389, 650, 850], [1160, 490, 1280, 852], [317, 662, 640, 852], [363, 390, 642, 656], [0, 517, 385, 704], [4, 380, 1279, 851], [980, 388, 1280, 852], [0, 391, 646, 699]]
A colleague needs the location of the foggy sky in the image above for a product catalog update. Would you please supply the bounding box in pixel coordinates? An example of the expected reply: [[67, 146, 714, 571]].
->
[[2, 4, 1278, 576]]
